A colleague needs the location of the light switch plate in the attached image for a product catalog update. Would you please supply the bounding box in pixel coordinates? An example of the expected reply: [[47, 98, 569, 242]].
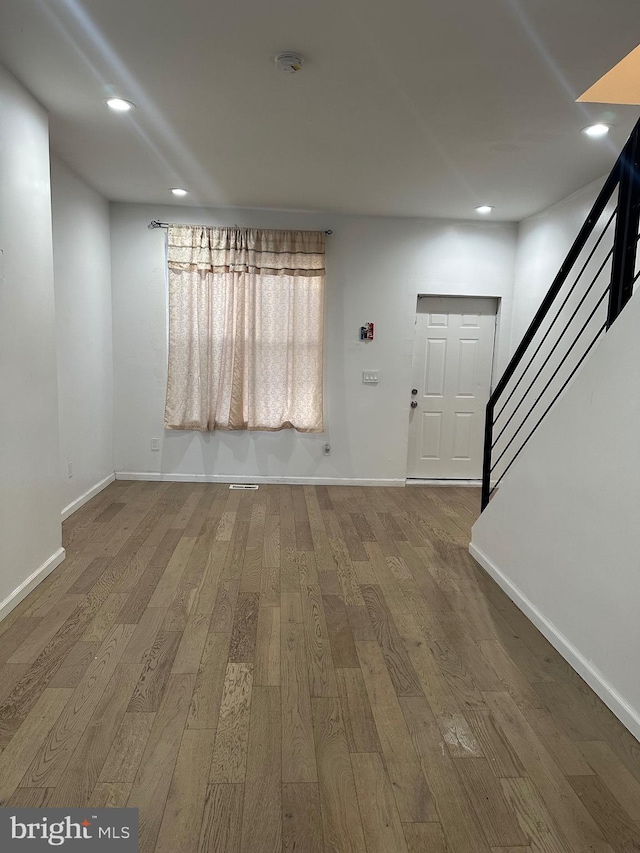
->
[[362, 371, 380, 384]]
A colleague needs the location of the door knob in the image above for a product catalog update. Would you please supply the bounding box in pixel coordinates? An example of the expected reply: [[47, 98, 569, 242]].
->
[[410, 400, 418, 409], [411, 388, 418, 395]]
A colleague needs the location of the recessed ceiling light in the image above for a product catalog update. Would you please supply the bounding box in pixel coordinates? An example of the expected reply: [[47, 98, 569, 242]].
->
[[475, 205, 494, 214], [106, 97, 135, 112], [171, 188, 189, 196], [581, 123, 612, 138]]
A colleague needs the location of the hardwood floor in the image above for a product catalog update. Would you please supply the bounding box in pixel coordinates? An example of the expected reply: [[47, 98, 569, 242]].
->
[[1, 481, 639, 852]]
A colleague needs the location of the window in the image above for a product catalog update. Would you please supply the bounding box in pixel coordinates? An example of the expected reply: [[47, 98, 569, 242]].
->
[[164, 225, 325, 432]]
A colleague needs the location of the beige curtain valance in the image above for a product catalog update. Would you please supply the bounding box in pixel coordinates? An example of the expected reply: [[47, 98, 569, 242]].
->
[[167, 225, 325, 276]]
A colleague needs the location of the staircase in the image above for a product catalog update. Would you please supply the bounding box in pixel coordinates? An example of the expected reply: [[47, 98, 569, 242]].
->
[[481, 118, 640, 509], [471, 118, 640, 739]]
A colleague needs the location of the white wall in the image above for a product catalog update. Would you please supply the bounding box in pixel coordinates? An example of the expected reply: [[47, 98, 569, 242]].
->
[[471, 285, 640, 739], [51, 155, 114, 518], [0, 64, 63, 613], [510, 176, 607, 349], [110, 203, 517, 483]]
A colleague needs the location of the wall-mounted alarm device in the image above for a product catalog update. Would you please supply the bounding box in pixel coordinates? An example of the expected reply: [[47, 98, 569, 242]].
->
[[360, 322, 374, 341]]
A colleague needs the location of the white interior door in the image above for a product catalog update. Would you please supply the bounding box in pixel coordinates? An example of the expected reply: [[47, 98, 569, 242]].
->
[[407, 296, 497, 479]]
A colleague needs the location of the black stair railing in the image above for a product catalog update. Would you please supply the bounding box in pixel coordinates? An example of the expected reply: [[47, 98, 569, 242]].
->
[[481, 117, 640, 510]]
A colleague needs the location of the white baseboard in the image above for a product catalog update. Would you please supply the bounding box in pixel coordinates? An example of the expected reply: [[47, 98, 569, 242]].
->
[[406, 478, 481, 487], [115, 471, 405, 487], [0, 547, 66, 623], [469, 541, 640, 742], [61, 473, 116, 521]]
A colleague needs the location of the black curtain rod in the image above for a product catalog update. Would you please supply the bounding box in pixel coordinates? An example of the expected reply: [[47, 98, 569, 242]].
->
[[148, 220, 333, 235]]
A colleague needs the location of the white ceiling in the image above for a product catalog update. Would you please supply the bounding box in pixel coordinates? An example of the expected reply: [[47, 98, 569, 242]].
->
[[1, 0, 639, 221]]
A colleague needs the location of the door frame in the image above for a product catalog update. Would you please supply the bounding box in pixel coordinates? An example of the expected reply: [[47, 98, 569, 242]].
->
[[404, 293, 502, 484]]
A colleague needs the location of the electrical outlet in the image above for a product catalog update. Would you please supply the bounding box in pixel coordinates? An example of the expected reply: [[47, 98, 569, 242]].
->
[[67, 461, 73, 479], [323, 443, 331, 456], [151, 438, 160, 451]]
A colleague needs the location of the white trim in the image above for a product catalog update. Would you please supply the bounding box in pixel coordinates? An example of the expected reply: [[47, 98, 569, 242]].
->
[[469, 541, 640, 741], [61, 473, 116, 521], [115, 472, 405, 487], [406, 478, 481, 487], [0, 548, 66, 623]]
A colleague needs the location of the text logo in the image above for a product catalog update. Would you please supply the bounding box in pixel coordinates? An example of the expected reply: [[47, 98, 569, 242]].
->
[[0, 809, 138, 851]]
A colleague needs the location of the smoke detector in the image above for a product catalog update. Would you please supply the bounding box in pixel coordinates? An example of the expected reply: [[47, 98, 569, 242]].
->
[[275, 52, 304, 73]]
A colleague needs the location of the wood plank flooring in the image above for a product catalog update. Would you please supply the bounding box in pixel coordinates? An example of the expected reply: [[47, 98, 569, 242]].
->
[[1, 481, 639, 852]]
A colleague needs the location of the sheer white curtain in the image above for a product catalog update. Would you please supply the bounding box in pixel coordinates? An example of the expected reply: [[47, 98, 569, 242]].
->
[[164, 225, 325, 432]]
